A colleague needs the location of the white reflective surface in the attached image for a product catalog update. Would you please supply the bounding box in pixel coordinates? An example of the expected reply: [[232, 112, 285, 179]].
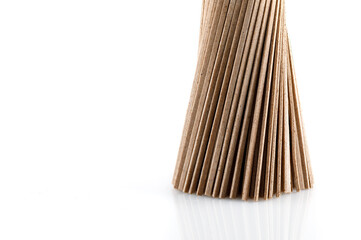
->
[[171, 190, 317, 240]]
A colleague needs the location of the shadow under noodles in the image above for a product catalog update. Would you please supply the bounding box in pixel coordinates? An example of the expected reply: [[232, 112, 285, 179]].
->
[[172, 190, 314, 240]]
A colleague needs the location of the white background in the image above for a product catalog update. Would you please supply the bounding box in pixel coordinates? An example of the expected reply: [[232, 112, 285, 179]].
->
[[0, 0, 360, 239]]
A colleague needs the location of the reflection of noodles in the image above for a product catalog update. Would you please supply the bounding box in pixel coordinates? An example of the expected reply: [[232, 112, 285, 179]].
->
[[173, 191, 312, 240]]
